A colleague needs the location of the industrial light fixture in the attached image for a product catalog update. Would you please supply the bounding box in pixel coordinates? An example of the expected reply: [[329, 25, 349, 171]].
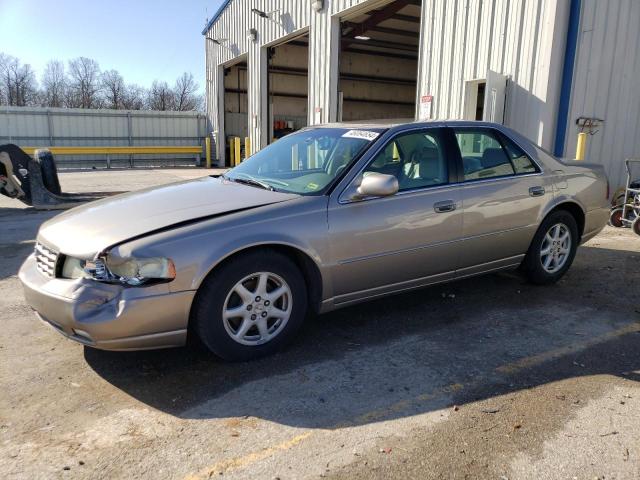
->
[[247, 28, 258, 42], [311, 0, 324, 12], [251, 7, 281, 18], [251, 7, 268, 18], [207, 37, 228, 45], [354, 35, 371, 41]]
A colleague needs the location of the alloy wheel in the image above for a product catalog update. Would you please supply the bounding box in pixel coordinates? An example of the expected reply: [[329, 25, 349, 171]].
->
[[539, 223, 572, 274], [222, 272, 293, 346]]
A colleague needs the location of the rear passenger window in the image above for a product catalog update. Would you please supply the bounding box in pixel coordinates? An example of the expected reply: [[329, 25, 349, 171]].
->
[[454, 130, 514, 181], [501, 135, 538, 174]]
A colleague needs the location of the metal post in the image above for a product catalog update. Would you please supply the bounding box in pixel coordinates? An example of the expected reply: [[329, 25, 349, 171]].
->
[[205, 136, 212, 168], [229, 137, 235, 167], [197, 114, 203, 167], [127, 112, 133, 167], [234, 137, 241, 165], [244, 137, 251, 158], [46, 110, 54, 146], [575, 132, 587, 161], [6, 98, 12, 143]]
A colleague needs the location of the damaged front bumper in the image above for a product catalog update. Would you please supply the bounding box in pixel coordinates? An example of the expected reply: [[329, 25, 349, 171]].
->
[[18, 254, 195, 350]]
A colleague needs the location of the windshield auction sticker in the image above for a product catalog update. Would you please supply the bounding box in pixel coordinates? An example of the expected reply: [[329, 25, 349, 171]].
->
[[342, 130, 380, 141]]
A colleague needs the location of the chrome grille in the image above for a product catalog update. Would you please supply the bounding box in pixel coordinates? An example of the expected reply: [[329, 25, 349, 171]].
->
[[35, 242, 59, 278]]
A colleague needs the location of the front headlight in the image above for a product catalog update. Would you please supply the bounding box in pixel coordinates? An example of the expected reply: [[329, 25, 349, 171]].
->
[[70, 254, 176, 286], [61, 256, 86, 279]]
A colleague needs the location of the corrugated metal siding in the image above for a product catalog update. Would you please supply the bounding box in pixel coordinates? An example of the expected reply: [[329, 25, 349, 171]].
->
[[564, 0, 640, 188], [205, 0, 373, 162], [0, 107, 206, 168], [205, 0, 315, 159], [416, 0, 568, 149], [207, 0, 600, 170]]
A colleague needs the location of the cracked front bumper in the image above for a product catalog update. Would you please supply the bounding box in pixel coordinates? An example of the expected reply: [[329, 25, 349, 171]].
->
[[19, 254, 195, 350]]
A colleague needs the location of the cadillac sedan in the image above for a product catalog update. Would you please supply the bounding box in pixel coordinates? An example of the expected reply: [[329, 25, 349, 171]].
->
[[19, 121, 609, 360]]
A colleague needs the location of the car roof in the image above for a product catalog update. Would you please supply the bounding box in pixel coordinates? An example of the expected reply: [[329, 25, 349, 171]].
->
[[316, 119, 511, 130], [310, 120, 540, 159]]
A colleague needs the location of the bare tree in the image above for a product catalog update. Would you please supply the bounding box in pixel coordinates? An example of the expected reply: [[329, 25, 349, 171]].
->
[[101, 69, 125, 109], [1, 52, 204, 112], [147, 80, 175, 111], [41, 60, 67, 107], [172, 72, 202, 111], [67, 57, 101, 108], [0, 54, 39, 106], [0, 53, 7, 104], [122, 84, 146, 110]]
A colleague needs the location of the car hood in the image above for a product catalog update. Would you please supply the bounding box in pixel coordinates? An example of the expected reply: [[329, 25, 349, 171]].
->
[[38, 176, 299, 258]]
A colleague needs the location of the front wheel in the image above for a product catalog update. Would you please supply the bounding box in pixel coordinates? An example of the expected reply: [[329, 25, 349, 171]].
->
[[191, 250, 308, 361], [521, 211, 579, 285]]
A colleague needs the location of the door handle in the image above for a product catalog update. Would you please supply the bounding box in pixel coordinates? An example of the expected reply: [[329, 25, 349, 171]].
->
[[434, 200, 456, 213], [529, 186, 545, 197]]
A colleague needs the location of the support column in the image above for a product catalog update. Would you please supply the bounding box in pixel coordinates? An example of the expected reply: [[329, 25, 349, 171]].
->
[[205, 38, 226, 166], [247, 44, 268, 152], [308, 10, 340, 126], [415, 0, 432, 120], [215, 65, 225, 166]]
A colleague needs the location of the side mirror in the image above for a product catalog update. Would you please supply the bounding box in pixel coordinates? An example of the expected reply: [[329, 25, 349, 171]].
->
[[351, 172, 399, 201]]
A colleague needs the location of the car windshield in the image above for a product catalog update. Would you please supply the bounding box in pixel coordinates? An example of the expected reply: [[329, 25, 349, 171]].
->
[[224, 127, 384, 195]]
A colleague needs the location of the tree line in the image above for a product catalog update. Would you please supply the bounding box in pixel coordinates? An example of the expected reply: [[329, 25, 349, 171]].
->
[[0, 53, 203, 111]]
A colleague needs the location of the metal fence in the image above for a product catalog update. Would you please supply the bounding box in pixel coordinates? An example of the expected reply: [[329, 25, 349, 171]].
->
[[0, 106, 208, 169]]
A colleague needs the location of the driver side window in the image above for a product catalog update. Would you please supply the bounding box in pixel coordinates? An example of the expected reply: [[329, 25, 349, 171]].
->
[[362, 130, 449, 192]]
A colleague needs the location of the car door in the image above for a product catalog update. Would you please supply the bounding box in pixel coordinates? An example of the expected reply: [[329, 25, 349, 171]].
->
[[451, 126, 552, 275], [327, 128, 463, 305]]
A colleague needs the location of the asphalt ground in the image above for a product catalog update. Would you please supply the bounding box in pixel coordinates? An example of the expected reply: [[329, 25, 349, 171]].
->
[[1, 169, 639, 479]]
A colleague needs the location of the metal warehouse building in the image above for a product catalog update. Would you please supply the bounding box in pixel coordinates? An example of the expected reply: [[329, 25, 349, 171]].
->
[[203, 0, 640, 187]]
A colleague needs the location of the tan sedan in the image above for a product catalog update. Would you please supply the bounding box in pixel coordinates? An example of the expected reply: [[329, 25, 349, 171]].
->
[[19, 121, 609, 360]]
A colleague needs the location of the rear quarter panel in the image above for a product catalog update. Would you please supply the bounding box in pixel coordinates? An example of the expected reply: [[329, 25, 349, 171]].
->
[[553, 161, 609, 240], [496, 126, 608, 242]]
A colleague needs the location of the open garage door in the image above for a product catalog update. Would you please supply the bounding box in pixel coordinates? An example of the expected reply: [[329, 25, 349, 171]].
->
[[267, 33, 309, 143], [223, 57, 248, 165], [339, 0, 421, 122]]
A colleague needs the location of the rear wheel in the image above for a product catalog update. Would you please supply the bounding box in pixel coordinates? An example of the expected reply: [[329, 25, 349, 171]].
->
[[521, 210, 579, 285], [192, 250, 307, 361]]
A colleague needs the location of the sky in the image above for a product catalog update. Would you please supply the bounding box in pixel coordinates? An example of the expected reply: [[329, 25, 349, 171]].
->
[[0, 0, 225, 93]]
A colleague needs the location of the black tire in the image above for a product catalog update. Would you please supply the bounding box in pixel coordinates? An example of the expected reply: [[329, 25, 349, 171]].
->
[[35, 150, 61, 195], [191, 249, 308, 361], [521, 210, 579, 285]]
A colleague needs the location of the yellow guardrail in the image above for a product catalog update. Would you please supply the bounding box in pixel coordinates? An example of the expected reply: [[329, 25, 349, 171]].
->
[[21, 146, 203, 156]]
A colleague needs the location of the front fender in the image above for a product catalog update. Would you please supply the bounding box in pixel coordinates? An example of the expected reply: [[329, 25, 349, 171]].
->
[[111, 196, 331, 296]]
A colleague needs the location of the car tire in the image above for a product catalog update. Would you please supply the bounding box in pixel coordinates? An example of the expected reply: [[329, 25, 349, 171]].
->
[[34, 150, 62, 195], [191, 249, 308, 361], [521, 210, 579, 285]]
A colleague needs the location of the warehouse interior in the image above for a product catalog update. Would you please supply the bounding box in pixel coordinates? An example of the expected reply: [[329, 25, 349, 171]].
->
[[223, 57, 248, 140], [338, 0, 422, 121], [268, 33, 309, 143]]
